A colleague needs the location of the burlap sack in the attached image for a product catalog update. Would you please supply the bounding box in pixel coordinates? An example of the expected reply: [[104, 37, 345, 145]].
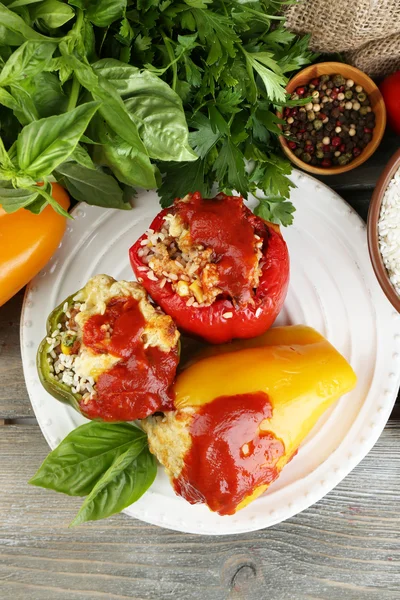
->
[[285, 0, 400, 78]]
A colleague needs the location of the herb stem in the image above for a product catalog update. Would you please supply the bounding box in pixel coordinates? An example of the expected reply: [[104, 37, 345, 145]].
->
[[67, 76, 80, 112], [161, 31, 177, 92], [243, 6, 285, 21], [74, 8, 84, 35]]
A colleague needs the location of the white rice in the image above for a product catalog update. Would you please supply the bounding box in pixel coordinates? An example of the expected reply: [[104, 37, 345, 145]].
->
[[140, 212, 263, 307], [378, 166, 400, 295], [46, 302, 96, 402]]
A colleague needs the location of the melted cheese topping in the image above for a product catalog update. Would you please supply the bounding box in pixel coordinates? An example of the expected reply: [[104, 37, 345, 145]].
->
[[70, 274, 179, 381], [73, 350, 120, 380]]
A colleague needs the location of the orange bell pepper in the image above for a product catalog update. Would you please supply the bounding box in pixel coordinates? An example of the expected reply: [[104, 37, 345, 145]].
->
[[0, 183, 70, 307], [144, 325, 357, 515]]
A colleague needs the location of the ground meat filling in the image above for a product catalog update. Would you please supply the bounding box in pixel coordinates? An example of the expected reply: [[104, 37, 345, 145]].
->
[[137, 194, 264, 309]]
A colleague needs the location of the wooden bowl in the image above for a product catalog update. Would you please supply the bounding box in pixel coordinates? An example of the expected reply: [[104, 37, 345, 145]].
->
[[367, 148, 400, 313], [278, 62, 386, 175]]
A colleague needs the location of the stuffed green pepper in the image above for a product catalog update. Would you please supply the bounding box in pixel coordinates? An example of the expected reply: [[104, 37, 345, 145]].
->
[[37, 274, 180, 421]]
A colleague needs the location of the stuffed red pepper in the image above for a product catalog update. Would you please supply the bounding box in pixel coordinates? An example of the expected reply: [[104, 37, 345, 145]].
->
[[130, 192, 289, 344]]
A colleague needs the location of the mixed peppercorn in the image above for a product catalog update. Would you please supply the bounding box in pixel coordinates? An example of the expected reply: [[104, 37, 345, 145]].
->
[[282, 74, 376, 168]]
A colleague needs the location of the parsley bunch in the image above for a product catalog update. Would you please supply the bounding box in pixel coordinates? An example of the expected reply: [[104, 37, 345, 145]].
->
[[112, 0, 316, 225], [0, 0, 315, 225]]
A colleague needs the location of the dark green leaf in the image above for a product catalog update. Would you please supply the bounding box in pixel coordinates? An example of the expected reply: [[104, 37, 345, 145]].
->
[[67, 143, 95, 169], [25, 194, 48, 213], [70, 442, 156, 526], [34, 180, 71, 218], [213, 138, 247, 197], [116, 17, 134, 46], [0, 183, 38, 212], [16, 101, 100, 179], [190, 8, 238, 60], [249, 151, 295, 201], [55, 162, 131, 209], [255, 109, 286, 135], [158, 158, 210, 207], [188, 113, 220, 159], [29, 422, 146, 496], [208, 105, 229, 136], [216, 90, 242, 115]]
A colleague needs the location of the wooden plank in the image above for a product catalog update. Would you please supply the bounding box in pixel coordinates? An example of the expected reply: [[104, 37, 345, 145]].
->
[[1, 423, 399, 600], [0, 289, 33, 419]]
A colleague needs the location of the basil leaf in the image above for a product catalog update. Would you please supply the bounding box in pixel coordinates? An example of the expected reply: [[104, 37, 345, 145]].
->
[[93, 60, 197, 162], [16, 101, 100, 179], [29, 422, 147, 496], [92, 118, 158, 189], [92, 59, 141, 98], [67, 56, 147, 153], [67, 143, 95, 169], [31, 0, 75, 29], [0, 86, 22, 112], [33, 180, 71, 218], [0, 25, 24, 46], [8, 83, 40, 124], [0, 4, 52, 41], [25, 193, 48, 214], [69, 0, 126, 28], [17, 72, 68, 118], [55, 162, 131, 209], [0, 40, 57, 86], [0, 184, 39, 212], [0, 138, 14, 170], [70, 443, 156, 526], [8, 0, 43, 8], [63, 56, 157, 189], [82, 18, 95, 62]]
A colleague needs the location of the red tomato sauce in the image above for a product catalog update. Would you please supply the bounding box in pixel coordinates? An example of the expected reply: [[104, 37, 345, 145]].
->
[[81, 297, 178, 421], [173, 391, 285, 515], [177, 193, 265, 305]]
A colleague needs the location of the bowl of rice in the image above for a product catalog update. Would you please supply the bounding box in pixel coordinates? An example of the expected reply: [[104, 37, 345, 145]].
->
[[368, 148, 400, 312]]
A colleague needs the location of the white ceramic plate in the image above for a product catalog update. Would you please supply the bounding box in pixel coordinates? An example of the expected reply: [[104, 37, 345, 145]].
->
[[21, 170, 400, 535]]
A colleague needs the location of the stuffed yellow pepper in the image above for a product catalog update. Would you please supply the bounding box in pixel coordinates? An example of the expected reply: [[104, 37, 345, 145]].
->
[[143, 325, 357, 515]]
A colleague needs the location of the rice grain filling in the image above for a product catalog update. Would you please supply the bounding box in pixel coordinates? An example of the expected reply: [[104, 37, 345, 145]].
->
[[138, 196, 264, 308], [45, 275, 179, 406]]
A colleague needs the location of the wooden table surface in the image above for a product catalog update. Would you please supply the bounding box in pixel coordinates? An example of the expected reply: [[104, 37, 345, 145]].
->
[[1, 130, 400, 600]]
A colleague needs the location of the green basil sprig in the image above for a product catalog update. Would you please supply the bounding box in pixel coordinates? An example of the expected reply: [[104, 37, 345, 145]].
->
[[0, 6, 196, 215], [29, 421, 157, 525]]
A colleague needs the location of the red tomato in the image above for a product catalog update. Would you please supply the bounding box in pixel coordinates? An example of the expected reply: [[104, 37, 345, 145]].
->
[[380, 70, 400, 135]]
